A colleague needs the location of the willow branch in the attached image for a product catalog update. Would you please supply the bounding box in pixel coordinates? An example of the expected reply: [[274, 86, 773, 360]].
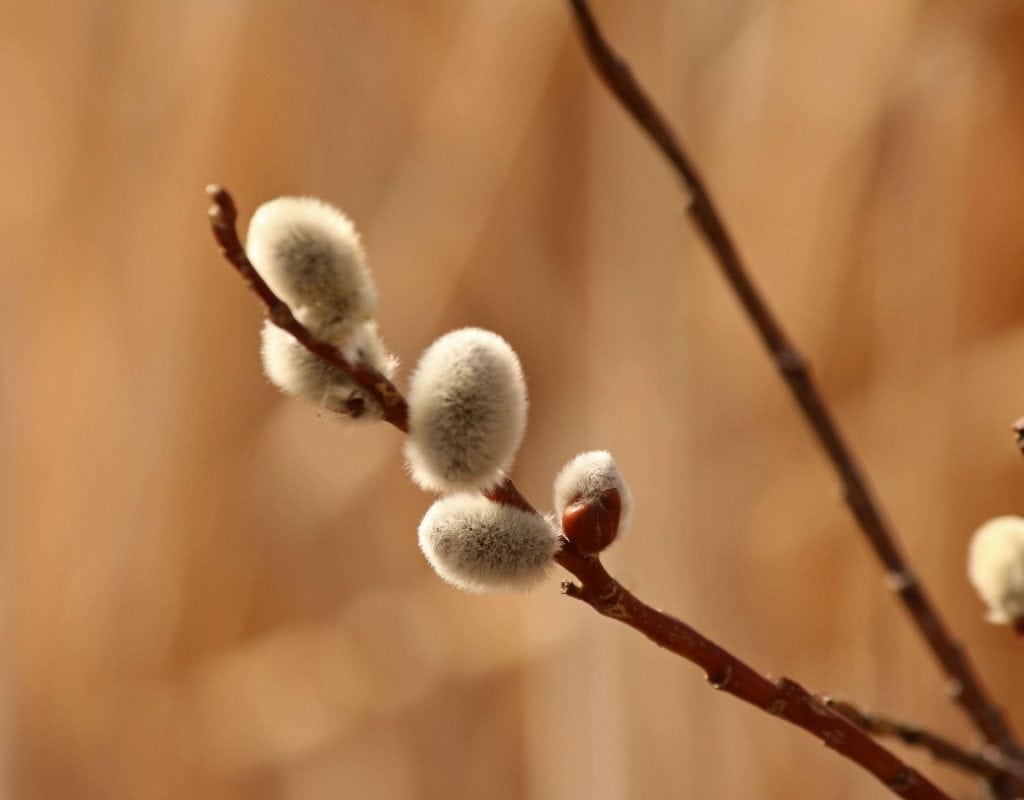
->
[[565, 0, 1022, 768], [206, 185, 409, 431], [824, 698, 1024, 785], [486, 478, 956, 799], [554, 539, 951, 800], [207, 193, 953, 797]]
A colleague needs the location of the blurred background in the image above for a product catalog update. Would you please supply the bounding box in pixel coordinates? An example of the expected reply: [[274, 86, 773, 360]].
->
[[4, 1, 1024, 797]]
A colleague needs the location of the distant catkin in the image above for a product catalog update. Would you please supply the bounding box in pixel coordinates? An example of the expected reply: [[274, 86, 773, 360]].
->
[[967, 515, 1024, 624], [246, 196, 378, 340], [260, 320, 397, 418], [418, 494, 559, 592], [553, 450, 633, 553], [405, 328, 527, 492]]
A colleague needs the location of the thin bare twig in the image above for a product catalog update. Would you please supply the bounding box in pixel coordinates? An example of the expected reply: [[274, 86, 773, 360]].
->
[[552, 537, 951, 800], [207, 187, 954, 799], [564, 0, 1023, 773], [206, 185, 409, 431], [825, 698, 1024, 785]]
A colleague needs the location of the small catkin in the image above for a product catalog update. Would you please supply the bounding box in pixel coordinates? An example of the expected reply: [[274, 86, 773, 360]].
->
[[553, 450, 633, 541], [418, 494, 560, 593], [967, 515, 1024, 624], [260, 320, 396, 419], [405, 328, 527, 492], [246, 196, 378, 339]]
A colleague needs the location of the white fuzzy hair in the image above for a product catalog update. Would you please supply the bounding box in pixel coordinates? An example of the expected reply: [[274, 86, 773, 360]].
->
[[968, 515, 1024, 624], [246, 196, 378, 340], [552, 450, 633, 540], [418, 494, 559, 593], [260, 320, 397, 419], [404, 328, 527, 492]]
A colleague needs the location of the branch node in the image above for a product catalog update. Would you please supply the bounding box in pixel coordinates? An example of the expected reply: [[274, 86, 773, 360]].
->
[[887, 768, 916, 792], [343, 395, 366, 418], [777, 348, 806, 376], [807, 696, 833, 718], [823, 728, 847, 747], [268, 303, 293, 328], [945, 680, 965, 701], [885, 570, 916, 594], [707, 664, 733, 690]]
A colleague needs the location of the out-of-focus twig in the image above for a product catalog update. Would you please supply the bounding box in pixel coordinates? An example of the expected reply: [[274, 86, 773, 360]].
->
[[564, 1, 1024, 783], [825, 698, 1024, 785]]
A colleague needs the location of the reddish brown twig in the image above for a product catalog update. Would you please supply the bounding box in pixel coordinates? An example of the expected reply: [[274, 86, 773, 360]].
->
[[553, 538, 951, 800], [208, 190, 954, 798], [206, 185, 409, 431], [565, 0, 1023, 773], [825, 698, 1024, 785]]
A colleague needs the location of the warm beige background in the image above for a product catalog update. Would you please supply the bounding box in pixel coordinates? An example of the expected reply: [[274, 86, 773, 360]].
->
[[5, 1, 1024, 798]]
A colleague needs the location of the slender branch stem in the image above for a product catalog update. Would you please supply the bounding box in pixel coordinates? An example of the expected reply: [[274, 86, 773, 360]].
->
[[206, 185, 409, 431], [554, 540, 952, 800], [824, 698, 1024, 784], [208, 191, 956, 798], [564, 0, 1022, 769]]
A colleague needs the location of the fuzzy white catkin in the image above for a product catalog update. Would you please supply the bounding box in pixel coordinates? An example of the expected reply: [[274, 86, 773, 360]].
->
[[418, 494, 559, 593], [246, 196, 378, 340], [967, 515, 1024, 624], [260, 320, 397, 418], [553, 450, 633, 539], [405, 328, 527, 492]]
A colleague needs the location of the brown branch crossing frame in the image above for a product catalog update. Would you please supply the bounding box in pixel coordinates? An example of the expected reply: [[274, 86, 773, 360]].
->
[[208, 186, 954, 800], [564, 0, 1023, 781]]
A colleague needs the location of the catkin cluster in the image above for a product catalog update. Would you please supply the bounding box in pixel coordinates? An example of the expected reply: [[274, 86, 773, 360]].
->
[[247, 196, 396, 418], [405, 328, 561, 591], [247, 195, 633, 595], [405, 337, 633, 591]]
